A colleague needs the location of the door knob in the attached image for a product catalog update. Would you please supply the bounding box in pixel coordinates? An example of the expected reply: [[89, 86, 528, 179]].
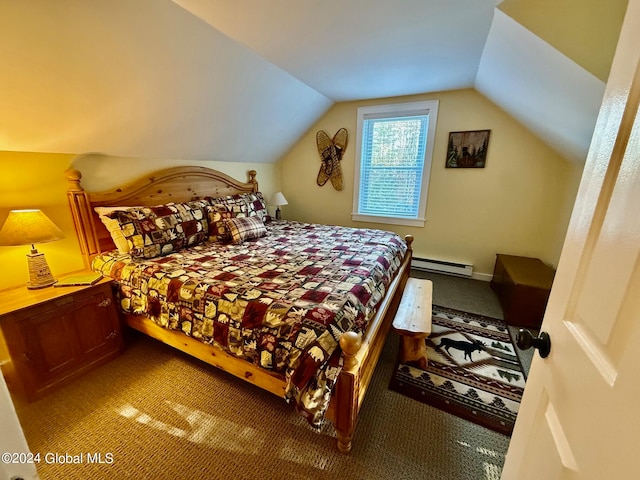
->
[[516, 329, 551, 358]]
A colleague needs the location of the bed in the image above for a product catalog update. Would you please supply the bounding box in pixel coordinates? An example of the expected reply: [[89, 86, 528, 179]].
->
[[65, 165, 413, 453]]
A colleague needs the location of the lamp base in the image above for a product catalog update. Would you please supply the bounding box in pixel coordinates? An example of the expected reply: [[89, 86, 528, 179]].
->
[[26, 250, 57, 289], [275, 207, 282, 220]]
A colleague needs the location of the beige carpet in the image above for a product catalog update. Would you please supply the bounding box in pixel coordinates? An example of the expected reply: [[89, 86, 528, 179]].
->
[[14, 272, 512, 480]]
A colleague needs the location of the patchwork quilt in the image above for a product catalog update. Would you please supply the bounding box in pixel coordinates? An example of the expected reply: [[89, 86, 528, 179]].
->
[[91, 220, 407, 425]]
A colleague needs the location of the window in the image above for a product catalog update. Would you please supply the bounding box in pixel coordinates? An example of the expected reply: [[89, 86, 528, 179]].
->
[[352, 100, 438, 227]]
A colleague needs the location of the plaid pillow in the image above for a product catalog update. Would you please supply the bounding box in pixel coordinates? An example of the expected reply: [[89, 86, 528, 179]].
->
[[224, 216, 267, 245]]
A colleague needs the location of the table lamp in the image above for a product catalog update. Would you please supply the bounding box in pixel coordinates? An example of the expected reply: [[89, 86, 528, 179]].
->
[[269, 192, 288, 220], [0, 209, 65, 289]]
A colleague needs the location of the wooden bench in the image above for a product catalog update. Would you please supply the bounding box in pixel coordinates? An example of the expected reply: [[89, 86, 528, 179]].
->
[[392, 278, 433, 369]]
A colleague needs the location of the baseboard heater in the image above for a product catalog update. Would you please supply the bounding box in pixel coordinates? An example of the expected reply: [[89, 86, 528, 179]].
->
[[411, 257, 474, 277]]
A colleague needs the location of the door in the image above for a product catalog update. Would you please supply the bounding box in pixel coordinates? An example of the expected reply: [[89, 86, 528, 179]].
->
[[501, 2, 640, 478]]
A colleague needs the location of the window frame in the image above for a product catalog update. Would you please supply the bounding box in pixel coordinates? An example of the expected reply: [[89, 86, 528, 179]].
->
[[352, 100, 439, 227]]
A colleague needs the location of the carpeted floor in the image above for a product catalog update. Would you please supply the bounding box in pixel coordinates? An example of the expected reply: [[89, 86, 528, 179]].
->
[[13, 271, 516, 480]]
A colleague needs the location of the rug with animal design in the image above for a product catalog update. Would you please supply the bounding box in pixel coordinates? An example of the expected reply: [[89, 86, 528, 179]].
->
[[390, 305, 526, 436]]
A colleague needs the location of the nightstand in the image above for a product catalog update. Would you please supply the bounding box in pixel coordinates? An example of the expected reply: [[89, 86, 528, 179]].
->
[[0, 275, 123, 401]]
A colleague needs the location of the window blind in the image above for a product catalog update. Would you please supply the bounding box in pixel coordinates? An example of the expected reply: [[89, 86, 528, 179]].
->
[[358, 114, 429, 218]]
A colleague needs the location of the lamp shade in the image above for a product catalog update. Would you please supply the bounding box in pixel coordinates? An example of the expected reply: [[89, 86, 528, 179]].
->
[[270, 192, 288, 206], [0, 209, 65, 246]]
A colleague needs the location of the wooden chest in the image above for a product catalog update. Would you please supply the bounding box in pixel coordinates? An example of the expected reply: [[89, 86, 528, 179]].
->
[[490, 254, 555, 330]]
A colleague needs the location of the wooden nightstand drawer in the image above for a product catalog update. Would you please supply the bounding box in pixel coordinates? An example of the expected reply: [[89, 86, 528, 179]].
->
[[0, 277, 123, 401]]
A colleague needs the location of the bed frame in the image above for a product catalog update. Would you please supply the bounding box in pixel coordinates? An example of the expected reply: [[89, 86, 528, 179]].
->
[[65, 165, 413, 453]]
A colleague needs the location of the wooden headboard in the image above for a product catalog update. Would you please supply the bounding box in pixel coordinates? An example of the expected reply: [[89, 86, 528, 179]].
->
[[66, 166, 259, 268]]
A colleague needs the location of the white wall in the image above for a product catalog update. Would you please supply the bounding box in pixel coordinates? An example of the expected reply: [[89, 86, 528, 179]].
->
[[0, 374, 39, 480]]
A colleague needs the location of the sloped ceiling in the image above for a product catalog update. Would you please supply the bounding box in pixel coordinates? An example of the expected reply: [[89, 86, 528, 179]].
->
[[0, 0, 331, 163], [476, 10, 606, 162], [0, 0, 624, 164], [173, 0, 499, 101]]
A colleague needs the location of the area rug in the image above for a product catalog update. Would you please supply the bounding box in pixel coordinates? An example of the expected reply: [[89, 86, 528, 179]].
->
[[389, 305, 526, 436]]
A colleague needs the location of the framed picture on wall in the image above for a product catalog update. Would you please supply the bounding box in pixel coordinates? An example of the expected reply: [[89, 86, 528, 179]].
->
[[446, 130, 491, 168]]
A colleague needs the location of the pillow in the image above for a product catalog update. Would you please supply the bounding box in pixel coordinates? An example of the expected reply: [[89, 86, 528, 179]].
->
[[205, 194, 248, 216], [205, 204, 235, 243], [224, 216, 267, 245], [207, 192, 272, 222], [95, 206, 140, 254], [243, 192, 271, 223], [101, 201, 209, 259]]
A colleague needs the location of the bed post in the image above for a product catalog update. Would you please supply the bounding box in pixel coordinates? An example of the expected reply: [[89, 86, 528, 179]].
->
[[404, 234, 414, 255], [65, 168, 99, 269], [332, 234, 413, 453], [247, 170, 258, 192], [334, 331, 362, 453]]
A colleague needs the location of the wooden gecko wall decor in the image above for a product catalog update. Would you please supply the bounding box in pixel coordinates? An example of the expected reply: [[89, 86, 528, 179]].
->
[[316, 128, 348, 191]]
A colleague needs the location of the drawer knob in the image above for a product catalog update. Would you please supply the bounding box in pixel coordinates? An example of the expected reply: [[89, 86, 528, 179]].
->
[[97, 298, 112, 308]]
